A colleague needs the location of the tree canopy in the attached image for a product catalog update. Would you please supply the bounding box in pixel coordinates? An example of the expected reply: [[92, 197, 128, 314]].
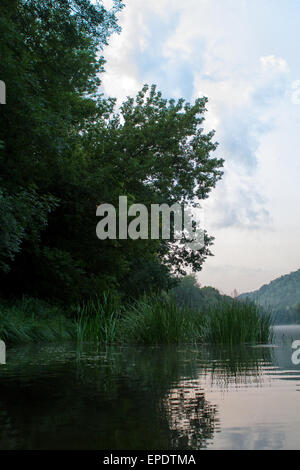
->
[[0, 0, 224, 303]]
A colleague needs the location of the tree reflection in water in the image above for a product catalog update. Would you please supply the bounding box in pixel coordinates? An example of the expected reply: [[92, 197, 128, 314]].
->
[[162, 381, 219, 449], [0, 343, 272, 450]]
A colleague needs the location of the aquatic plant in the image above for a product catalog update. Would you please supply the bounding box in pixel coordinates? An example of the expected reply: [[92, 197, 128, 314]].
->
[[202, 299, 273, 345], [76, 292, 122, 343], [0, 294, 273, 346], [121, 295, 205, 345]]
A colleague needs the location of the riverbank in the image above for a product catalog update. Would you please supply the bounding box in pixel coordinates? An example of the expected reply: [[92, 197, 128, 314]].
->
[[0, 294, 273, 346], [0, 297, 75, 345]]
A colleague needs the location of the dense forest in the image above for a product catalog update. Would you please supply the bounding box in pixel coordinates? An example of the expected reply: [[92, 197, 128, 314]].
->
[[0, 0, 224, 305], [239, 269, 300, 324]]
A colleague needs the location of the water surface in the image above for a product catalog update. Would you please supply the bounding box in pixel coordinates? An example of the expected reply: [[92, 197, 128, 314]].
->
[[0, 325, 300, 450]]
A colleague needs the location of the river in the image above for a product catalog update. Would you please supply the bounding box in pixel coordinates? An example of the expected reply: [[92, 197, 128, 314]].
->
[[0, 325, 300, 450]]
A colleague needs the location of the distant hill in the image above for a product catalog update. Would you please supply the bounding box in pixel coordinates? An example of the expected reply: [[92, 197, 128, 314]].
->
[[238, 269, 300, 324]]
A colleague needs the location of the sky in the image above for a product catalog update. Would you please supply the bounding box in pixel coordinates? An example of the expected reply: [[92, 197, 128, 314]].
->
[[100, 0, 300, 295]]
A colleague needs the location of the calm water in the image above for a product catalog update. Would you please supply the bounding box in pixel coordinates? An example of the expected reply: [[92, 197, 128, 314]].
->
[[0, 325, 300, 450]]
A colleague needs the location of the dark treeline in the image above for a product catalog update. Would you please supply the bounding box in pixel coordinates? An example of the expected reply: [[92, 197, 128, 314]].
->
[[0, 0, 224, 305], [171, 275, 232, 309]]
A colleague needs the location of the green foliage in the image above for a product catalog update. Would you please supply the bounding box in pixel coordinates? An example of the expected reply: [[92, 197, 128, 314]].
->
[[203, 300, 273, 345], [0, 293, 272, 346], [171, 274, 231, 309], [0, 186, 58, 273], [0, 0, 124, 300], [121, 296, 205, 345], [75, 292, 272, 346], [76, 292, 123, 343], [121, 258, 177, 297], [0, 1, 271, 349], [0, 0, 223, 303], [0, 297, 75, 344], [239, 269, 300, 324]]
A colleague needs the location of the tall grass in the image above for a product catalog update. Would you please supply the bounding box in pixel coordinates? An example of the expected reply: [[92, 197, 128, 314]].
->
[[119, 296, 272, 345], [0, 294, 273, 346], [76, 292, 122, 343], [203, 299, 273, 345], [121, 295, 205, 345], [0, 297, 75, 345]]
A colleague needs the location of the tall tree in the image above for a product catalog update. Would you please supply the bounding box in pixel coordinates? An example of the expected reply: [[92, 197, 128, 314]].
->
[[0, 0, 123, 297], [0, 1, 224, 303]]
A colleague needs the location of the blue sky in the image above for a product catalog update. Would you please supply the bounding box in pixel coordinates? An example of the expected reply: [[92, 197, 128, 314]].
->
[[101, 0, 300, 295]]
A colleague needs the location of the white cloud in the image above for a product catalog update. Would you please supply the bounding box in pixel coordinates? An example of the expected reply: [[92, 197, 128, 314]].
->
[[260, 55, 289, 74], [101, 4, 147, 104]]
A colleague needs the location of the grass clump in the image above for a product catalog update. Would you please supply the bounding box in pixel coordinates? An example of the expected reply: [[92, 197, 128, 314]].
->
[[203, 299, 273, 345], [76, 292, 122, 343], [121, 295, 205, 345]]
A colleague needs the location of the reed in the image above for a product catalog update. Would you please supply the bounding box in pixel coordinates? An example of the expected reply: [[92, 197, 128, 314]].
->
[[75, 292, 122, 343], [0, 294, 273, 346], [121, 295, 205, 345], [202, 299, 273, 345]]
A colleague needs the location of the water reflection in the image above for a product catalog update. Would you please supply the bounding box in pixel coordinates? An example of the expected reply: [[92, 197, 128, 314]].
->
[[163, 379, 219, 449], [0, 326, 299, 449]]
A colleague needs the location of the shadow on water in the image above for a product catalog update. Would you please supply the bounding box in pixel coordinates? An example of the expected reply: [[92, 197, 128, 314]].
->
[[0, 341, 279, 450]]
